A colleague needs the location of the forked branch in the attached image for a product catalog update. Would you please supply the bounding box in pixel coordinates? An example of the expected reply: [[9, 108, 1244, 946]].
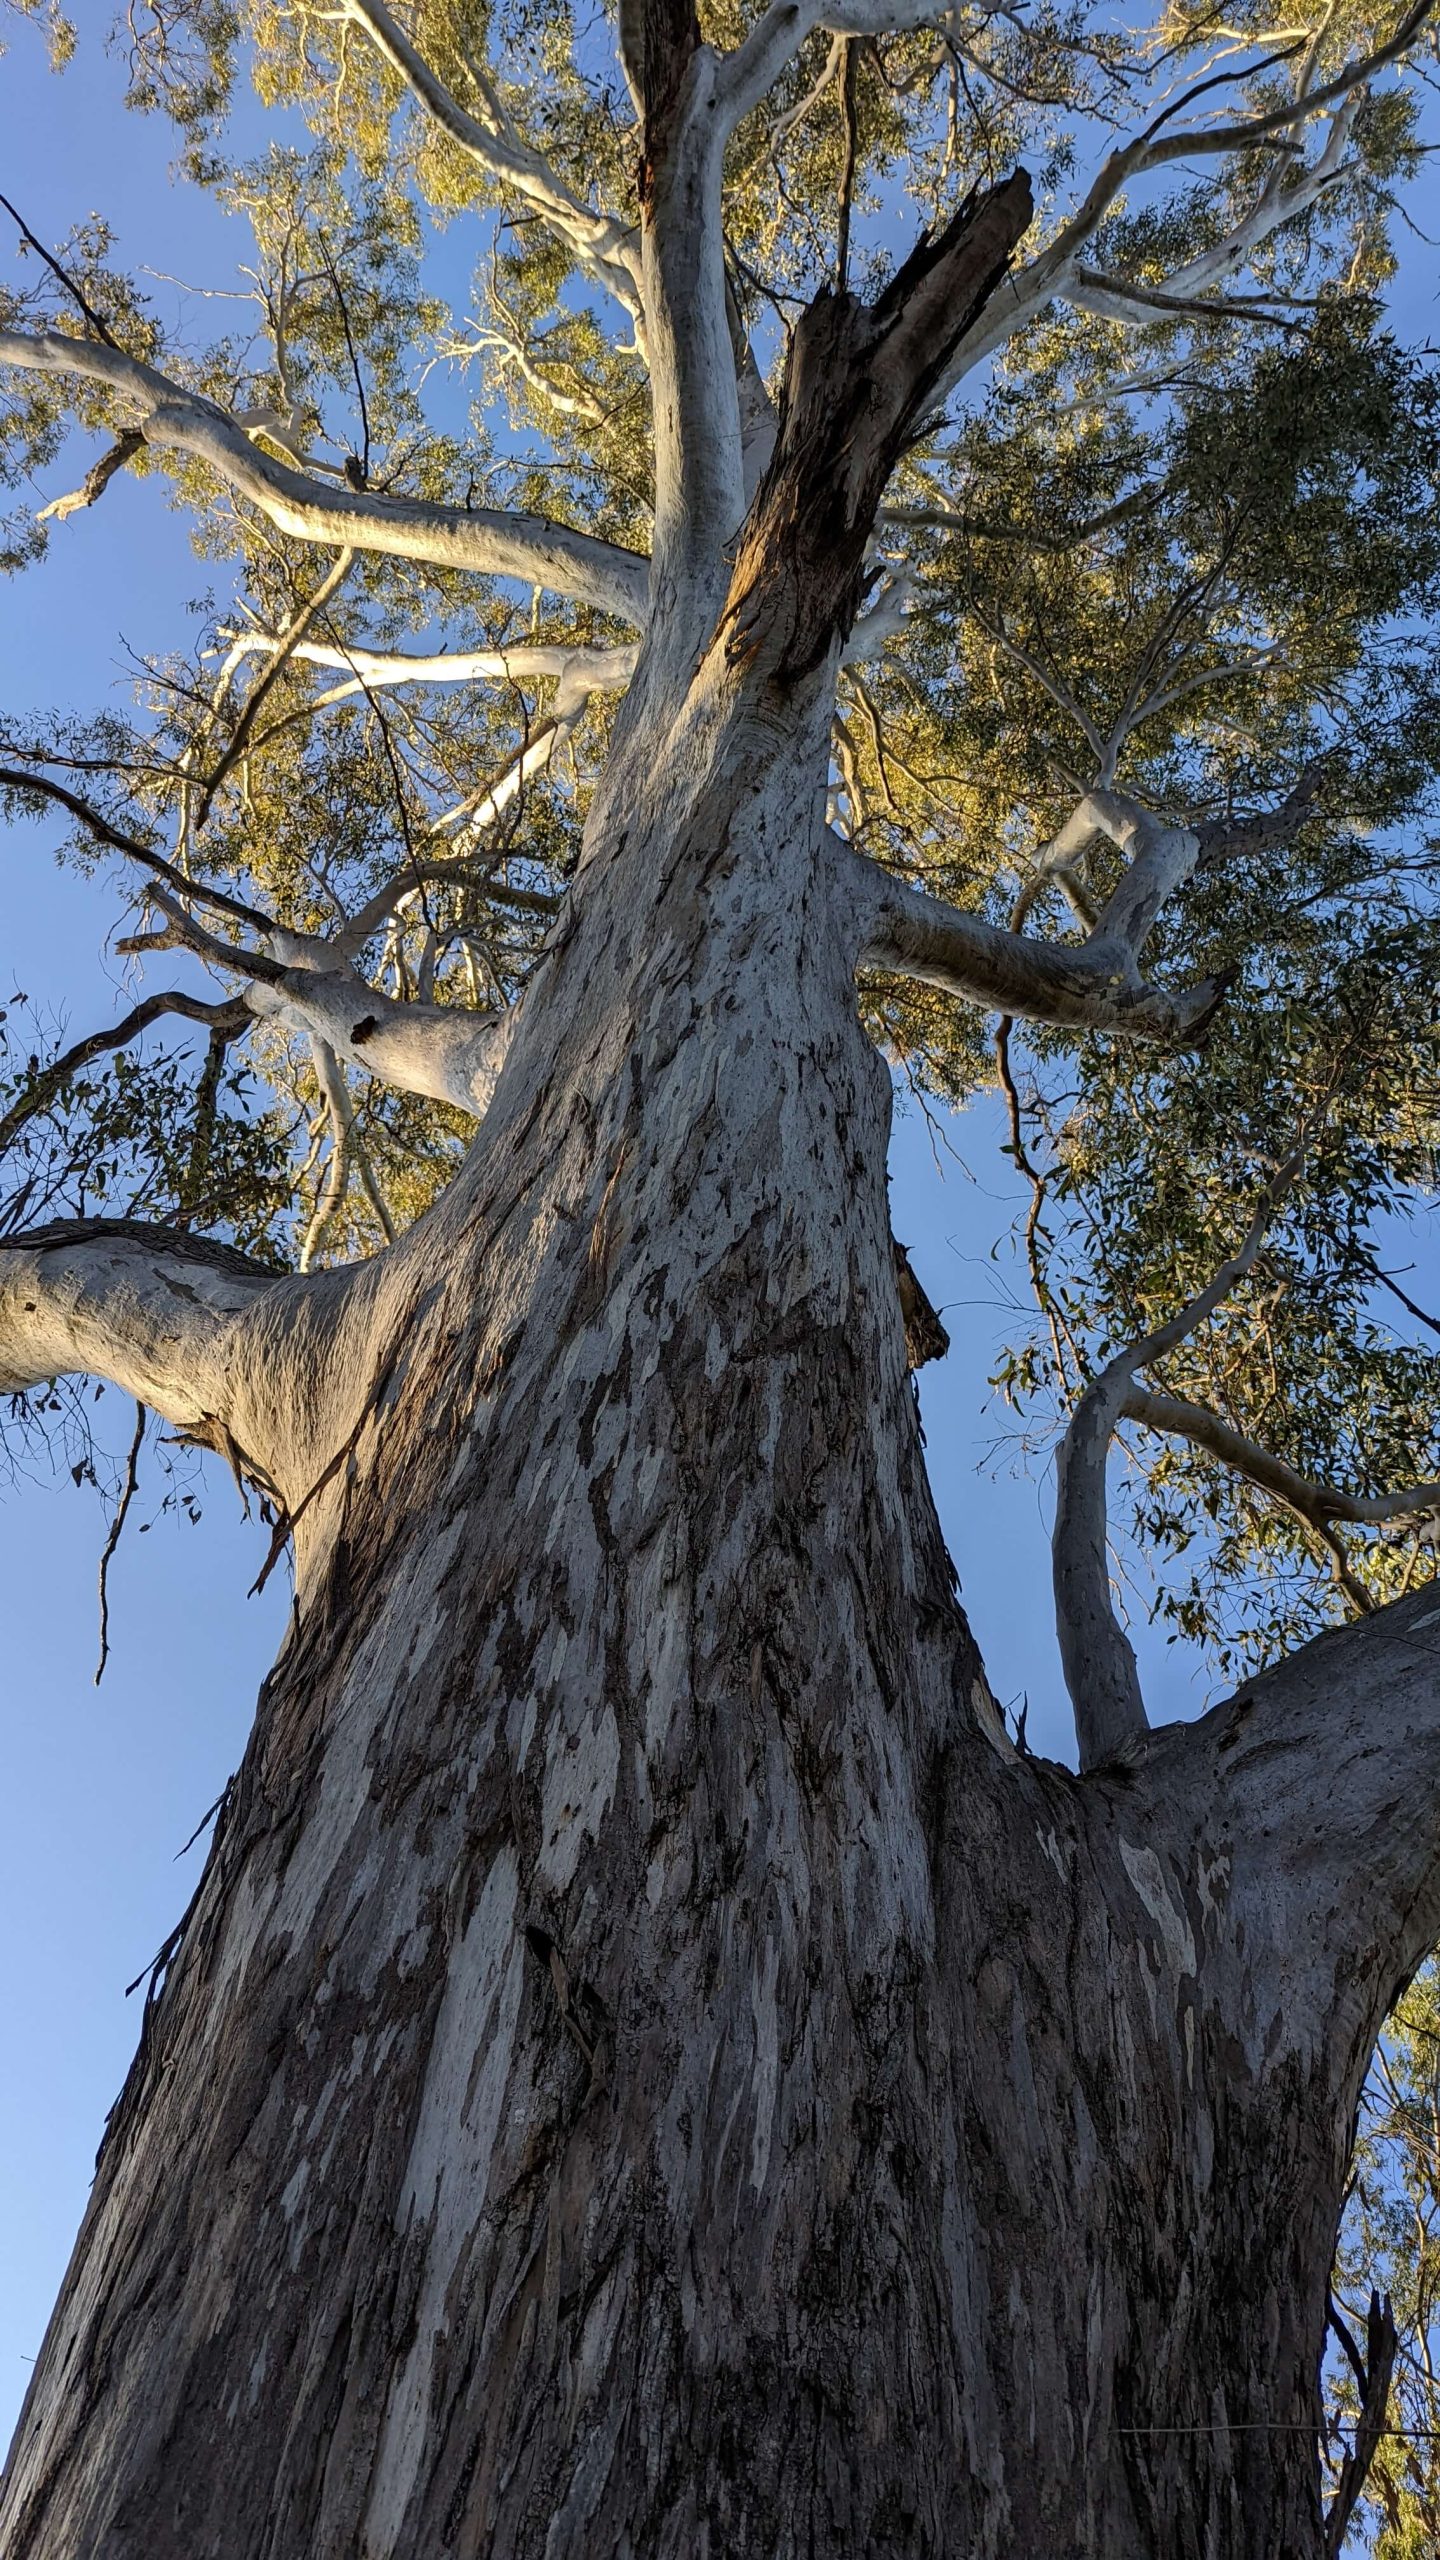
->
[[1055, 1167, 1298, 1771], [0, 331, 651, 623], [5, 760, 520, 1117], [931, 4, 1433, 402], [847, 840, 1226, 1043], [245, 968, 513, 1118], [341, 0, 643, 316], [1121, 1385, 1440, 1615]]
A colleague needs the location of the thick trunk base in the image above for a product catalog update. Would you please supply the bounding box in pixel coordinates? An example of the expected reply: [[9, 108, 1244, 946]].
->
[[0, 749, 1364, 2560]]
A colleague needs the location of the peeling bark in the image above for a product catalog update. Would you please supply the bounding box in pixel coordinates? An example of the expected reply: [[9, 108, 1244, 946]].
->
[[6, 659, 1440, 2560], [6, 50, 1440, 2541], [722, 174, 1032, 674]]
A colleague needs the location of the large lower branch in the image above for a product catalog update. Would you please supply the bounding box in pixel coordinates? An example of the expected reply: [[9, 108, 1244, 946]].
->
[[851, 849, 1225, 1043], [0, 1219, 278, 1446], [1170, 1576, 1440, 2054], [0, 331, 651, 625]]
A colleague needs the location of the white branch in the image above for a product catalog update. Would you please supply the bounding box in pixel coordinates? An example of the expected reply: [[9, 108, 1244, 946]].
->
[[111, 878, 518, 1117], [716, 0, 952, 139], [1062, 790, 1203, 964], [218, 632, 638, 705], [848, 838, 1225, 1043], [638, 42, 747, 636], [930, 6, 1428, 406], [1054, 1169, 1297, 1771], [1122, 1385, 1440, 1537], [0, 330, 651, 625], [844, 571, 915, 663], [342, 0, 643, 317], [0, 1221, 277, 1444], [245, 969, 514, 1118]]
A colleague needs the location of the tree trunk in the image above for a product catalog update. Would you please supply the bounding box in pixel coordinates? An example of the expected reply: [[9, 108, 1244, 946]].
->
[[4, 685, 1437, 2560]]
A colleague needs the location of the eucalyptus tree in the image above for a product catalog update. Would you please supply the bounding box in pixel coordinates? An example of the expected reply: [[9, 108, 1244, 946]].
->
[[3, 0, 1440, 2549]]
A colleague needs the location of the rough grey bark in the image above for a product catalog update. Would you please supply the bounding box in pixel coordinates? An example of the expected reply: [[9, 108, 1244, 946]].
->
[[7, 604, 1440, 2560], [5, 117, 1440, 2560]]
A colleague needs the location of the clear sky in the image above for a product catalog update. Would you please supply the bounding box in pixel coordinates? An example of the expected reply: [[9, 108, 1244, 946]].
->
[[2, 9, 1437, 2454]]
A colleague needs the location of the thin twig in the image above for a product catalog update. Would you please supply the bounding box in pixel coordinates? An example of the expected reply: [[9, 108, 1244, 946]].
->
[[0, 190, 120, 345], [193, 549, 354, 832], [95, 1401, 146, 1685], [836, 41, 860, 293]]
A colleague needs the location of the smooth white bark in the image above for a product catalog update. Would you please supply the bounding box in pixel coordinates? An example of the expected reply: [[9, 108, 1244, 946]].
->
[[218, 634, 639, 703], [0, 331, 650, 623], [1123, 1384, 1440, 1535], [342, 0, 643, 317], [0, 1224, 275, 1437], [1054, 1176, 1295, 1770], [848, 840, 1223, 1042], [245, 970, 512, 1116]]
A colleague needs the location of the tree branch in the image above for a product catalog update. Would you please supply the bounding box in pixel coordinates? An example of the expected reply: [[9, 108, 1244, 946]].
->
[[341, 0, 643, 316], [849, 842, 1227, 1043], [192, 549, 354, 832], [1325, 2292, 1399, 2558], [633, 0, 747, 638], [0, 331, 651, 624], [1054, 1165, 1299, 1771], [0, 763, 274, 931], [105, 884, 515, 1119], [716, 0, 953, 139], [0, 1219, 279, 1445], [929, 6, 1428, 407], [1194, 761, 1335, 867], [0, 990, 247, 1157], [1121, 1384, 1440, 1584], [36, 429, 144, 524], [1072, 790, 1202, 965], [218, 633, 638, 703], [94, 1398, 146, 1687], [245, 968, 513, 1118]]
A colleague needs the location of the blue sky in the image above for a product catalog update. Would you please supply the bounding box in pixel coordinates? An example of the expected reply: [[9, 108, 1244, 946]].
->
[[2, 6, 1438, 2450]]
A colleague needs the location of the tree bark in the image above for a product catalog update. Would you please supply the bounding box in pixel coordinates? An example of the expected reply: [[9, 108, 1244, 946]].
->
[[6, 646, 1440, 2560]]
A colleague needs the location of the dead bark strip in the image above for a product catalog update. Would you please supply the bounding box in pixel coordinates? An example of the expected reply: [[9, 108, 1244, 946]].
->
[[722, 172, 1033, 675]]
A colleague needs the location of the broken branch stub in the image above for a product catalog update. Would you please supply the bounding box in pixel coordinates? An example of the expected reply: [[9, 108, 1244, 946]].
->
[[636, 0, 702, 206], [722, 170, 1034, 677]]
